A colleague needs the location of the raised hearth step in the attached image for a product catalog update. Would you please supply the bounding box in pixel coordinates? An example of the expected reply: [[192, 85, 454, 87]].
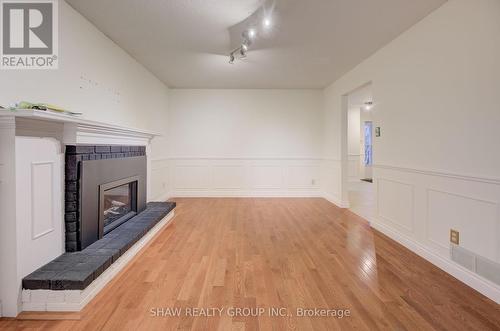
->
[[22, 202, 176, 291]]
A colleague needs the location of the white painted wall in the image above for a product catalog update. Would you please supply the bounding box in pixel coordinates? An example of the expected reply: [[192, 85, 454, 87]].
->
[[0, 1, 170, 197], [347, 108, 361, 157], [166, 89, 324, 196], [168, 89, 323, 158], [0, 1, 170, 317], [347, 108, 361, 181], [323, 0, 500, 302], [0, 2, 168, 135]]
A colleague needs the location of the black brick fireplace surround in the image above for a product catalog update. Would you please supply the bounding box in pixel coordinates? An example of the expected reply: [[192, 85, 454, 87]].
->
[[21, 145, 176, 292], [65, 145, 146, 252]]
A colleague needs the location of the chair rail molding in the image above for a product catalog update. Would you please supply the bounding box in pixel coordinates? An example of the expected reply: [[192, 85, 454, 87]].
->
[[373, 164, 500, 185]]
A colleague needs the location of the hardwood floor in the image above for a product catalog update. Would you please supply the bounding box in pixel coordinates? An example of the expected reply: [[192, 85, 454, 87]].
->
[[1, 198, 499, 330]]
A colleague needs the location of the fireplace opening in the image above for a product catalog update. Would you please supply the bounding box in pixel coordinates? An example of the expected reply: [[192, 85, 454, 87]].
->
[[99, 176, 139, 236], [67, 147, 147, 251]]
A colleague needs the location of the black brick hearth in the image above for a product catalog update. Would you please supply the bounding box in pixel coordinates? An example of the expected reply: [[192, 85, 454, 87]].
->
[[65, 145, 146, 252], [23, 202, 175, 291]]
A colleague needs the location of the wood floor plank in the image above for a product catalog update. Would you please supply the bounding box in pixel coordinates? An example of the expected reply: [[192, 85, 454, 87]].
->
[[1, 198, 499, 330]]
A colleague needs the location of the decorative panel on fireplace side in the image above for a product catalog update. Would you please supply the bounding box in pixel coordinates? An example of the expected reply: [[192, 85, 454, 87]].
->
[[64, 145, 146, 252]]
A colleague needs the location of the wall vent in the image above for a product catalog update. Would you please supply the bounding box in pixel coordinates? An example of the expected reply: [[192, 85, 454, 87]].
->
[[476, 256, 500, 286], [451, 245, 500, 286]]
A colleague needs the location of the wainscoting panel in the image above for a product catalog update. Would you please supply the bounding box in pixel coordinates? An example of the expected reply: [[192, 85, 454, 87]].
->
[[348, 154, 360, 181], [286, 165, 320, 189], [174, 163, 211, 191], [168, 158, 322, 197], [31, 162, 55, 239], [15, 137, 64, 278], [212, 165, 246, 189], [372, 165, 500, 303], [321, 159, 345, 207], [150, 158, 169, 201], [427, 189, 498, 262], [249, 165, 283, 189], [376, 178, 414, 233]]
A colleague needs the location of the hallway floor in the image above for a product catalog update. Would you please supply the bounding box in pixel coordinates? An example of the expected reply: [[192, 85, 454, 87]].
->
[[348, 180, 376, 221], [1, 198, 499, 330]]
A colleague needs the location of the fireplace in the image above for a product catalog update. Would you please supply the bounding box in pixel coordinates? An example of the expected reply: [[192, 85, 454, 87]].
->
[[100, 176, 138, 236], [65, 145, 147, 251]]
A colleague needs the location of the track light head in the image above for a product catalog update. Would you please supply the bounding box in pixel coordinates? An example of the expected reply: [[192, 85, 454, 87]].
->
[[247, 28, 256, 39], [263, 17, 272, 28]]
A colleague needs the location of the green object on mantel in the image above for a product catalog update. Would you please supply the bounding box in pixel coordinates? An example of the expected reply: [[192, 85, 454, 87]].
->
[[6, 101, 82, 116]]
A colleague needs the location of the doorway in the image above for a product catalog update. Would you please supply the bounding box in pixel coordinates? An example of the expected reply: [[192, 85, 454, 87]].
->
[[345, 83, 375, 220]]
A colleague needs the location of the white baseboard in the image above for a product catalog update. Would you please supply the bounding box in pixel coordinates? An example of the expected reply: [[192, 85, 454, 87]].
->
[[371, 219, 500, 304], [322, 192, 349, 208], [21, 210, 176, 313], [171, 190, 323, 198]]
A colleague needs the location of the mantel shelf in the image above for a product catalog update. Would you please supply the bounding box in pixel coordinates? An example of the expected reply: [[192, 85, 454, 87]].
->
[[0, 109, 161, 145], [0, 109, 161, 139]]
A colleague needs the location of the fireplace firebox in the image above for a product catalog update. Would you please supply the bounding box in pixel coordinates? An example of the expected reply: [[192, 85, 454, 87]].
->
[[65, 145, 147, 251], [81, 156, 146, 249], [100, 176, 138, 236]]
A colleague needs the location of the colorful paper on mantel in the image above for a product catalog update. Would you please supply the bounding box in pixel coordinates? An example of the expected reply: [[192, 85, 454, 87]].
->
[[8, 101, 82, 116]]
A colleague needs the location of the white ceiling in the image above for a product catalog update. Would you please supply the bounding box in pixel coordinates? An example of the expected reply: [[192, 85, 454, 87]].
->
[[66, 0, 446, 89]]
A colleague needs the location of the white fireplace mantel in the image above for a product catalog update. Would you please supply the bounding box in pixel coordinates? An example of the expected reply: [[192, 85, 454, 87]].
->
[[0, 109, 161, 146], [0, 109, 162, 317]]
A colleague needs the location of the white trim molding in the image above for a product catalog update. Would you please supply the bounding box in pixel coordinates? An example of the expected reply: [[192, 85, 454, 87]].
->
[[0, 109, 160, 146], [374, 164, 500, 185], [30, 161, 56, 240], [0, 116, 16, 129]]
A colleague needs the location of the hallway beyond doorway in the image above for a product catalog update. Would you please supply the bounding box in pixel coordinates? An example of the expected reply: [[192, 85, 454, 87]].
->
[[348, 180, 375, 221]]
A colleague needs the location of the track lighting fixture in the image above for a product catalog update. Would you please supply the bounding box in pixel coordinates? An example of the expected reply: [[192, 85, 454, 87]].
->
[[229, 43, 248, 64], [228, 6, 275, 64]]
